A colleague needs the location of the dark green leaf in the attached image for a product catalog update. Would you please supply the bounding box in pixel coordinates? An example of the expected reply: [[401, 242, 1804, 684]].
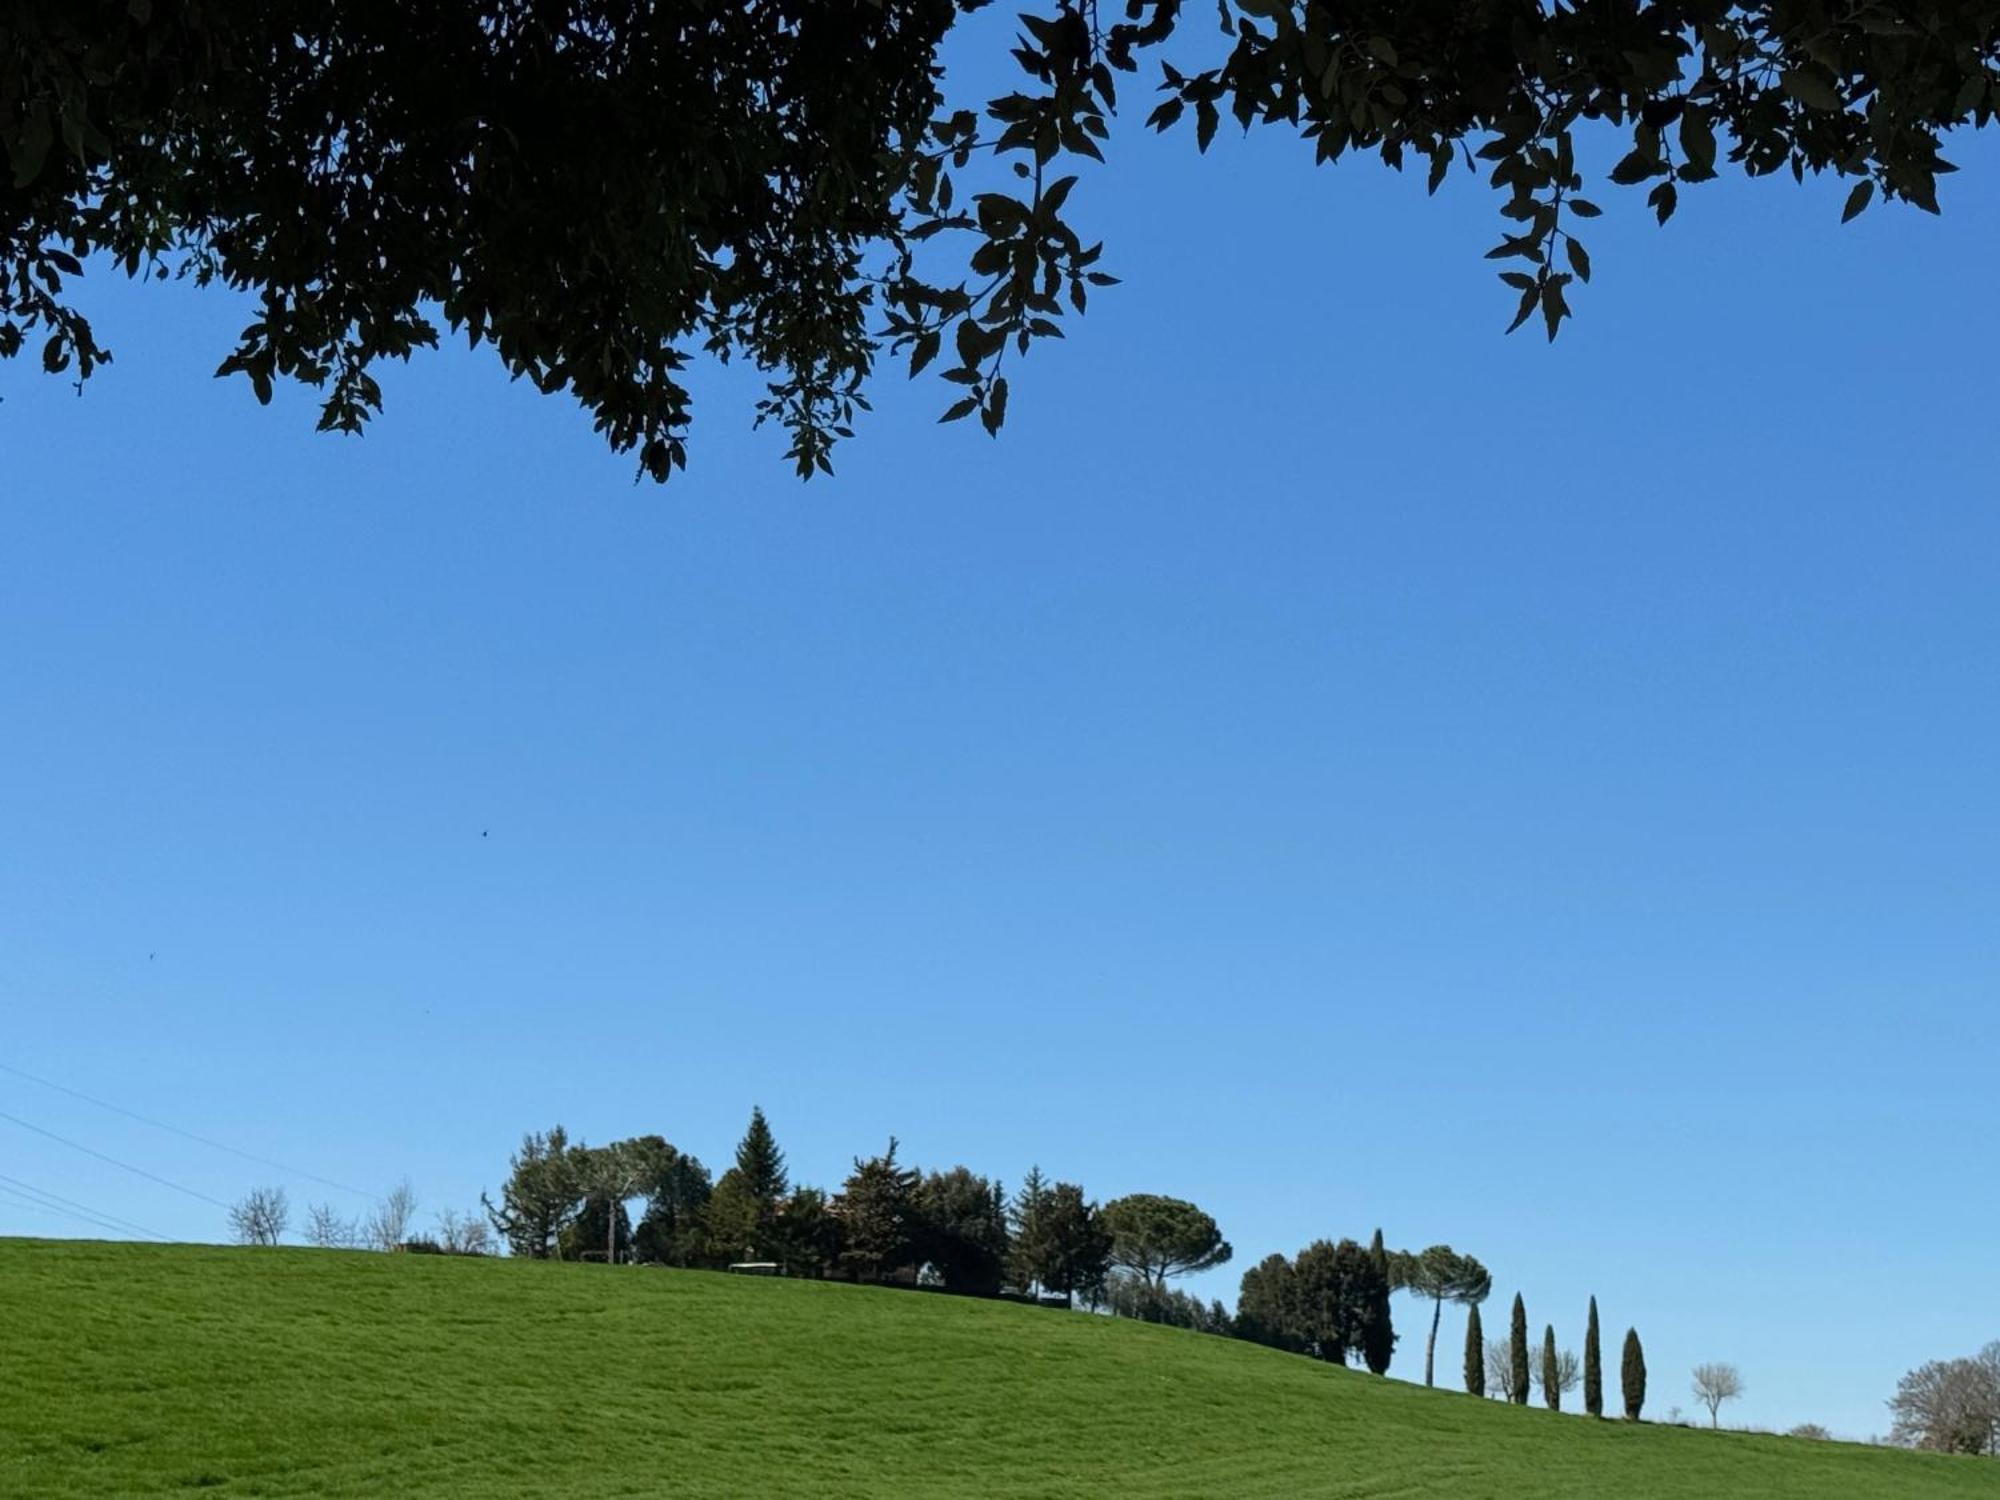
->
[[1782, 69, 1843, 113]]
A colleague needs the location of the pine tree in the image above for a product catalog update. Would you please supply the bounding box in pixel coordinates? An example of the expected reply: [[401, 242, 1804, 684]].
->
[[1621, 1327, 1647, 1421], [1007, 1167, 1052, 1295], [1509, 1293, 1530, 1404], [1584, 1296, 1603, 1417], [1542, 1324, 1560, 1411], [839, 1138, 917, 1283], [734, 1107, 789, 1208], [1464, 1303, 1485, 1397], [1362, 1228, 1395, 1375]]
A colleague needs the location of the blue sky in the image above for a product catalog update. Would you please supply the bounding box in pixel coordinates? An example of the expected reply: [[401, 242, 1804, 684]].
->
[[3, 28, 1997, 1443]]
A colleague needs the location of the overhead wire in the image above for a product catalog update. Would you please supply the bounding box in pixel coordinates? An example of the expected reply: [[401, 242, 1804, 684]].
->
[[0, 1059, 369, 1198], [0, 1107, 234, 1210], [0, 1171, 170, 1241]]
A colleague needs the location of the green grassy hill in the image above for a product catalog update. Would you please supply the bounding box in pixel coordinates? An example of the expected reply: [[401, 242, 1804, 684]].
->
[[2, 1239, 1988, 1498]]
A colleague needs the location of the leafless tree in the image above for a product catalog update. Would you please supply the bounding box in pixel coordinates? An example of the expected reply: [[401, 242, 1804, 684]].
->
[[1484, 1338, 1515, 1400], [1788, 1423, 1833, 1441], [1692, 1363, 1745, 1428], [228, 1186, 289, 1247], [434, 1208, 492, 1256], [367, 1179, 418, 1252], [304, 1202, 361, 1249], [1888, 1346, 2000, 1456]]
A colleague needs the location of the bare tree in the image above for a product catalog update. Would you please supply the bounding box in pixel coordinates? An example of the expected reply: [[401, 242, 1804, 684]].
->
[[1484, 1338, 1515, 1400], [228, 1186, 289, 1247], [1888, 1346, 2000, 1456], [367, 1179, 418, 1252], [1691, 1363, 1745, 1429], [304, 1202, 361, 1249], [434, 1208, 493, 1257], [1788, 1423, 1833, 1441]]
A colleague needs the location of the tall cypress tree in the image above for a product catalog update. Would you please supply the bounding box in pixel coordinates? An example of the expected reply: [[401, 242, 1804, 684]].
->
[[1621, 1327, 1647, 1420], [1508, 1293, 1530, 1405], [734, 1106, 789, 1208], [1583, 1296, 1603, 1417], [1463, 1303, 1485, 1397], [1362, 1228, 1395, 1375], [1542, 1324, 1560, 1411]]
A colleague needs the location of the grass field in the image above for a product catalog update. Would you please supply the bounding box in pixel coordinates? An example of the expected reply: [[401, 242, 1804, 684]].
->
[[2, 1238, 1991, 1498]]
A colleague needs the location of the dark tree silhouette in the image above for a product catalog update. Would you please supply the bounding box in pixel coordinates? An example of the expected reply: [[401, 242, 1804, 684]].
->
[[7, 1, 1997, 476]]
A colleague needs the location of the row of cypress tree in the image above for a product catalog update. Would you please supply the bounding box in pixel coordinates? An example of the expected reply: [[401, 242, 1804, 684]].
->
[[1462, 1292, 1649, 1418]]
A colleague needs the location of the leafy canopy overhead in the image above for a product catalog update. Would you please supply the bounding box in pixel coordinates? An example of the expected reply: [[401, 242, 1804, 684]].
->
[[5, 0, 1994, 477]]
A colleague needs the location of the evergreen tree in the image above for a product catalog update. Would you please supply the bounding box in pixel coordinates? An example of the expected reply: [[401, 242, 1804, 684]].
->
[[1584, 1296, 1604, 1417], [700, 1168, 765, 1264], [1464, 1303, 1485, 1397], [1622, 1327, 1647, 1420], [481, 1126, 581, 1259], [1362, 1228, 1396, 1375], [1038, 1183, 1112, 1308], [559, 1197, 632, 1263], [839, 1138, 918, 1283], [1101, 1194, 1232, 1289], [1006, 1167, 1052, 1295], [1397, 1244, 1492, 1388], [914, 1167, 1010, 1296], [1542, 1325, 1561, 1411], [1237, 1254, 1302, 1353], [735, 1106, 789, 1208], [1290, 1238, 1387, 1368], [1509, 1294, 1531, 1405], [776, 1187, 842, 1278], [632, 1152, 713, 1268]]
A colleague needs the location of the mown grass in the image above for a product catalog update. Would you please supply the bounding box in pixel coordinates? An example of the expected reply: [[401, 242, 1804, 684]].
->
[[1, 1238, 1990, 1498]]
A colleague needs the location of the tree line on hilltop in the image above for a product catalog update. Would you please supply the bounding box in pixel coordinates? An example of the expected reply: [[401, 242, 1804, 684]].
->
[[226, 1105, 1996, 1451], [472, 1107, 1667, 1419]]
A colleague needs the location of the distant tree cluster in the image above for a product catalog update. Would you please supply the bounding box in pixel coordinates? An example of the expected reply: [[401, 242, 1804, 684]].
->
[[467, 1106, 1714, 1425], [1234, 1232, 1393, 1372], [1888, 1342, 2000, 1457], [478, 1109, 1168, 1314]]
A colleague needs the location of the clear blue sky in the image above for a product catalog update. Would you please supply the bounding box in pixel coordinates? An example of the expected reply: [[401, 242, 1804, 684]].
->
[[2, 32, 1996, 1444]]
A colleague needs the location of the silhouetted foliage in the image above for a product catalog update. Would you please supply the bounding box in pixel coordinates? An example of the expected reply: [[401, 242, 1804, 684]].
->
[[17, 0, 1980, 474]]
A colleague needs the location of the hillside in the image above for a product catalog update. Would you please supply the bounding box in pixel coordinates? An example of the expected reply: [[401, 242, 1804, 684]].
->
[[0, 1239, 1988, 1498]]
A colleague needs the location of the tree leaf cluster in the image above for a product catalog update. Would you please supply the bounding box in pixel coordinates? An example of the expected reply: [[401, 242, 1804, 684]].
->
[[8, 0, 1994, 475]]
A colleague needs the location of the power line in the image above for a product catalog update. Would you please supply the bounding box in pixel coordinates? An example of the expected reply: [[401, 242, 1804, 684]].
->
[[0, 1108, 233, 1210], [0, 1172, 170, 1241], [0, 1173, 168, 1241], [0, 1060, 369, 1198]]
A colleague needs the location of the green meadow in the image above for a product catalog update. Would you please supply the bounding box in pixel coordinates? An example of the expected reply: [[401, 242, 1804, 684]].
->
[[2, 1238, 1988, 1498]]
